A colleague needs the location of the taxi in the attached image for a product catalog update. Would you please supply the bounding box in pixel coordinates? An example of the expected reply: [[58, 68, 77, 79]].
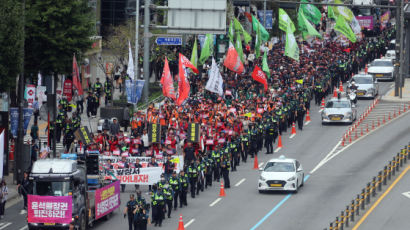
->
[[258, 156, 304, 193], [321, 98, 357, 124]]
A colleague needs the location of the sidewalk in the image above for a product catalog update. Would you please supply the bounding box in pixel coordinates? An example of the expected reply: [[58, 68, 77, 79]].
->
[[383, 78, 410, 102]]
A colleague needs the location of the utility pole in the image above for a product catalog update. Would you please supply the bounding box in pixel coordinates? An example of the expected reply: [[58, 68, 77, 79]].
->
[[399, 0, 404, 98], [15, 0, 25, 184], [143, 0, 150, 103], [135, 0, 140, 81], [395, 0, 402, 97]]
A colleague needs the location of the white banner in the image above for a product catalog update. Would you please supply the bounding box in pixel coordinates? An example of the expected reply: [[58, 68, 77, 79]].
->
[[126, 41, 134, 80], [100, 155, 184, 173], [0, 130, 4, 179], [350, 16, 362, 35], [36, 86, 47, 106], [205, 58, 224, 96], [25, 85, 36, 108], [111, 167, 162, 185]]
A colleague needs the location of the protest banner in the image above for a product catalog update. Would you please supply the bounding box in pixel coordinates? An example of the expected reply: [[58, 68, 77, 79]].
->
[[100, 155, 184, 172], [10, 108, 33, 138], [110, 167, 162, 185], [188, 123, 200, 143], [148, 123, 160, 143], [95, 181, 120, 220], [74, 126, 92, 145], [355, 16, 373, 30], [27, 195, 72, 224]]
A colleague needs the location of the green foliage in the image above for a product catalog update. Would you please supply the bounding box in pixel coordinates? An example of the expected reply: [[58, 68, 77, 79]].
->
[[25, 0, 95, 76], [0, 0, 23, 91]]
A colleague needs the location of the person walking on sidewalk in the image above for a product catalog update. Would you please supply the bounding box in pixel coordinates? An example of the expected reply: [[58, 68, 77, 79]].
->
[[0, 180, 8, 219], [17, 172, 32, 212]]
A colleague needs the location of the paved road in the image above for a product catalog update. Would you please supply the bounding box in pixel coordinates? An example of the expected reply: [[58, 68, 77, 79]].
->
[[2, 80, 402, 230], [355, 165, 410, 230]]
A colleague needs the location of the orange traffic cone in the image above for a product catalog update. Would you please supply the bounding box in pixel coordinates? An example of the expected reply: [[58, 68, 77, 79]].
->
[[372, 120, 375, 130], [361, 127, 364, 136], [277, 135, 283, 148], [404, 104, 407, 112], [339, 80, 344, 92], [393, 109, 397, 118], [177, 215, 185, 230], [333, 87, 338, 98], [219, 181, 226, 197], [320, 98, 325, 110], [291, 122, 296, 135], [305, 110, 311, 122], [365, 64, 368, 74], [253, 155, 259, 170], [388, 112, 391, 121]]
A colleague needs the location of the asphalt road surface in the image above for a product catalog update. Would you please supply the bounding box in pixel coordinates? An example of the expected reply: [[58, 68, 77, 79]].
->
[[2, 80, 407, 230]]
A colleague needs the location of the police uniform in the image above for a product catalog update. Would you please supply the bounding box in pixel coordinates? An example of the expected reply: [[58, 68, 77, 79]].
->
[[151, 188, 165, 227], [178, 172, 188, 207], [240, 133, 249, 163], [221, 155, 230, 188], [126, 198, 137, 230], [162, 185, 173, 218], [187, 163, 198, 198], [168, 174, 180, 209], [211, 149, 221, 181]]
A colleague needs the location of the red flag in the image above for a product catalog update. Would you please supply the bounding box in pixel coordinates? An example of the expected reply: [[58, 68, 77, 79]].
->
[[160, 57, 176, 101], [251, 65, 268, 91], [223, 42, 244, 74], [72, 55, 83, 95], [176, 53, 191, 106], [244, 12, 253, 23], [180, 53, 199, 74]]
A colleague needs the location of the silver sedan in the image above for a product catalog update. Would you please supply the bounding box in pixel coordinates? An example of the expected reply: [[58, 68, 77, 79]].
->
[[321, 98, 357, 125]]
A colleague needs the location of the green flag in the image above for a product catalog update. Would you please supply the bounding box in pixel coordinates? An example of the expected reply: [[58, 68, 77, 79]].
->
[[251, 15, 270, 41], [300, 0, 322, 25], [235, 32, 244, 63], [199, 34, 213, 64], [298, 9, 322, 40], [334, 15, 357, 43], [255, 22, 261, 58], [262, 51, 270, 78], [328, 6, 337, 20], [279, 8, 296, 33], [190, 38, 198, 69], [228, 20, 234, 42], [334, 0, 354, 22], [234, 18, 252, 44], [285, 27, 299, 61]]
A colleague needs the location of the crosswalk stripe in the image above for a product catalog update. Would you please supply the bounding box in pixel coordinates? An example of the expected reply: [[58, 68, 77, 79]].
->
[[19, 226, 28, 230], [0, 223, 12, 230]]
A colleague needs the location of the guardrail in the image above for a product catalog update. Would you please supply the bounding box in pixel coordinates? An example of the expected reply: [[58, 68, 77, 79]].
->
[[324, 143, 410, 230]]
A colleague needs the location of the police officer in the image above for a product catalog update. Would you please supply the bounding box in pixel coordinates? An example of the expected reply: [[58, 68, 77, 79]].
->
[[151, 184, 164, 227], [162, 184, 173, 218], [296, 98, 306, 130], [230, 134, 240, 171], [250, 124, 258, 158], [104, 77, 113, 105], [221, 154, 231, 188], [264, 121, 275, 154], [86, 92, 95, 118], [124, 194, 137, 230], [55, 105, 65, 143], [178, 171, 188, 207], [240, 131, 249, 163], [196, 158, 205, 194], [133, 204, 148, 230], [93, 78, 103, 97], [168, 171, 180, 210], [204, 155, 213, 188], [211, 146, 221, 182], [187, 162, 198, 198]]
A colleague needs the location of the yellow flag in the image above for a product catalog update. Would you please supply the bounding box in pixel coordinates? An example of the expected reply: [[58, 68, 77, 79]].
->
[[295, 79, 304, 84], [170, 157, 180, 163], [243, 112, 253, 117]]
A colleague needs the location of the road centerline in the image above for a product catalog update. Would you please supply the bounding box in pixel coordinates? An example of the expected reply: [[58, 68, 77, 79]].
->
[[209, 197, 222, 207], [184, 218, 195, 228], [235, 178, 246, 187]]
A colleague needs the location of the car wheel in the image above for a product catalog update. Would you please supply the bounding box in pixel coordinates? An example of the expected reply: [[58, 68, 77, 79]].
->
[[259, 190, 264, 194]]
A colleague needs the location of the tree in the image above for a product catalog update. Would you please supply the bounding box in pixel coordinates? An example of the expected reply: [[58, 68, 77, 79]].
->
[[0, 0, 23, 92], [24, 0, 95, 76]]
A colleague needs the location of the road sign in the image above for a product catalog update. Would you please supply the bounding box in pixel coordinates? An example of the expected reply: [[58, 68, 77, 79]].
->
[[155, 37, 182, 46], [258, 10, 273, 30]]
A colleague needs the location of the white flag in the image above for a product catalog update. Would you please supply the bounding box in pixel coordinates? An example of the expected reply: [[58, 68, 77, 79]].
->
[[37, 72, 42, 86], [350, 17, 362, 35], [127, 41, 134, 80], [205, 58, 224, 96]]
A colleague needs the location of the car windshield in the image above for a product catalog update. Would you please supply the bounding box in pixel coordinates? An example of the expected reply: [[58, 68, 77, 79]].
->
[[33, 181, 72, 196], [371, 61, 392, 67], [353, 77, 373, 84], [326, 101, 350, 108], [264, 162, 295, 172]]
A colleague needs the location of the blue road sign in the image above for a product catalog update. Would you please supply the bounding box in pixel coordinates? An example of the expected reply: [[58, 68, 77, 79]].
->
[[155, 37, 182, 45]]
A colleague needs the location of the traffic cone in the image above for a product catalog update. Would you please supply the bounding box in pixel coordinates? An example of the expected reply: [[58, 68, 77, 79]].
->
[[177, 215, 185, 230], [333, 87, 338, 98], [277, 135, 283, 148], [253, 155, 259, 170], [291, 122, 296, 135], [399, 107, 401, 115], [361, 127, 364, 136], [306, 110, 311, 122], [388, 112, 391, 121], [394, 109, 397, 118], [366, 124, 369, 133], [355, 130, 358, 140], [383, 115, 386, 124], [339, 80, 344, 92], [365, 64, 368, 74], [404, 104, 407, 112], [219, 181, 226, 197], [378, 118, 381, 127], [372, 120, 375, 130], [320, 98, 325, 110]]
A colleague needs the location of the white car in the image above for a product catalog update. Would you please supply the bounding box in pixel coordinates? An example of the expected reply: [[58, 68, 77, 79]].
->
[[348, 74, 379, 98], [368, 59, 394, 81], [384, 50, 395, 62], [321, 98, 357, 124], [258, 156, 304, 193]]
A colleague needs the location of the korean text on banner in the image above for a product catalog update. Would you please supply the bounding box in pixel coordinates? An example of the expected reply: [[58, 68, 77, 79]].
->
[[380, 11, 390, 30], [25, 84, 36, 107], [188, 123, 200, 142], [355, 16, 374, 30], [95, 181, 121, 220], [28, 195, 72, 224], [10, 108, 33, 138], [113, 167, 163, 185], [148, 123, 160, 143]]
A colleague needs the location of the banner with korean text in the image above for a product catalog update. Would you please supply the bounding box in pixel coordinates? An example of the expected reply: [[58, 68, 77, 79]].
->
[[95, 181, 120, 220], [110, 167, 162, 185], [100, 155, 184, 173], [27, 195, 72, 224]]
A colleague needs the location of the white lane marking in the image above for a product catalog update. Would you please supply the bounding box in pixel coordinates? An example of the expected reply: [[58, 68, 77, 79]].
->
[[289, 134, 296, 139], [209, 198, 222, 207], [274, 147, 282, 153], [235, 178, 246, 187], [20, 210, 27, 215], [0, 223, 12, 230], [402, 191, 410, 199], [390, 84, 394, 88], [258, 162, 264, 168], [310, 140, 342, 174], [304, 121, 311, 125], [184, 218, 195, 228], [19, 226, 28, 230]]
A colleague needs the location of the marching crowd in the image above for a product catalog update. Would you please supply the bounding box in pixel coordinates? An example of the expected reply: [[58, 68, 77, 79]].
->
[[23, 10, 396, 230]]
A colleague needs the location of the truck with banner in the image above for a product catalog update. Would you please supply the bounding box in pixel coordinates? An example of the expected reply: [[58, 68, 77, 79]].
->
[[27, 155, 120, 230]]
